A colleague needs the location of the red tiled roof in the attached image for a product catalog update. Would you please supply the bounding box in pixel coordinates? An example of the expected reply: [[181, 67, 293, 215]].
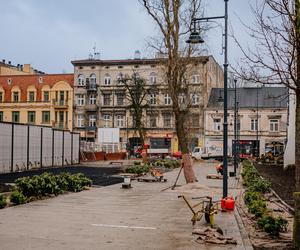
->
[[0, 74, 74, 102]]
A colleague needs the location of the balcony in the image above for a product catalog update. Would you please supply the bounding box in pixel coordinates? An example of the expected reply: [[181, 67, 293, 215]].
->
[[53, 121, 68, 130], [86, 83, 98, 92], [85, 104, 98, 112], [52, 99, 68, 108]]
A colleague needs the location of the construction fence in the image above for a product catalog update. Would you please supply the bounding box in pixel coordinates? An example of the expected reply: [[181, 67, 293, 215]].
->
[[0, 122, 80, 174]]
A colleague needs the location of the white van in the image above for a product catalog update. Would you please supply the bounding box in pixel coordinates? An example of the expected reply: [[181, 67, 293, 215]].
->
[[192, 146, 223, 160]]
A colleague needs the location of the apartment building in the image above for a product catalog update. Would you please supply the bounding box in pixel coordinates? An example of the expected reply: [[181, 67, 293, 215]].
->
[[0, 59, 44, 75], [204, 87, 288, 156], [72, 54, 223, 153], [0, 74, 74, 130]]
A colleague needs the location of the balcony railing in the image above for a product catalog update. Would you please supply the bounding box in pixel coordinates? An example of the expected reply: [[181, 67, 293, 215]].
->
[[86, 83, 98, 91], [53, 121, 68, 130], [52, 99, 68, 108], [85, 104, 98, 111]]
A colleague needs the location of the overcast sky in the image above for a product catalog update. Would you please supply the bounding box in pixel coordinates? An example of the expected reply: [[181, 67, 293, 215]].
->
[[0, 0, 254, 73]]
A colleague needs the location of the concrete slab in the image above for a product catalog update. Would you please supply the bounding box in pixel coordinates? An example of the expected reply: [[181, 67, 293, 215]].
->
[[0, 162, 252, 250]]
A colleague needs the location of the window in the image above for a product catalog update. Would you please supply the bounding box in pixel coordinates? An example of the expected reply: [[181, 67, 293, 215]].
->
[[250, 119, 258, 131], [13, 92, 19, 102], [103, 114, 111, 128], [213, 118, 222, 131], [0, 111, 3, 121], [78, 74, 85, 86], [89, 115, 96, 127], [28, 91, 35, 102], [12, 111, 19, 123], [116, 115, 124, 127], [28, 111, 36, 124], [149, 94, 157, 105], [116, 73, 123, 84], [39, 77, 43, 83], [104, 74, 111, 85], [164, 94, 171, 105], [270, 119, 279, 132], [43, 91, 49, 102], [42, 111, 50, 124], [149, 115, 157, 127], [117, 93, 124, 106], [163, 115, 172, 127], [150, 72, 157, 84], [191, 73, 200, 83], [77, 94, 85, 106], [103, 94, 111, 106], [0, 92, 3, 102], [77, 114, 84, 127], [89, 94, 96, 105], [191, 93, 200, 105], [7, 78, 12, 85], [90, 73, 96, 85], [179, 94, 186, 104], [191, 115, 200, 127]]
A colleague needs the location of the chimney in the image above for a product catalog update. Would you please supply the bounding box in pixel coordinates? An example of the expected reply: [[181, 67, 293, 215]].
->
[[23, 64, 31, 73]]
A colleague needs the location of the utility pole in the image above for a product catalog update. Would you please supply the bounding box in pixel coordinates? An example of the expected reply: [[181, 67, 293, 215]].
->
[[256, 86, 259, 158]]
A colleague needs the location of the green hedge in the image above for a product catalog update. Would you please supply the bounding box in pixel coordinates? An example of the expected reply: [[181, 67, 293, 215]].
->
[[0, 194, 7, 209], [242, 160, 287, 236]]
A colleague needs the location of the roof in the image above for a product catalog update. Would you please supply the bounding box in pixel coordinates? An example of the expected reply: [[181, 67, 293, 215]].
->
[[71, 56, 210, 66], [207, 87, 289, 109]]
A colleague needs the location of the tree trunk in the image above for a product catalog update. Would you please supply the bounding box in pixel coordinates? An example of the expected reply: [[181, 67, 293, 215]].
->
[[175, 112, 197, 183]]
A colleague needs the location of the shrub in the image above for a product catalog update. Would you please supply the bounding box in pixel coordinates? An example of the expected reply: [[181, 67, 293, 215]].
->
[[0, 194, 7, 209], [125, 164, 151, 175], [244, 191, 262, 205], [258, 216, 288, 236], [10, 190, 27, 205], [248, 178, 271, 193], [248, 199, 267, 218]]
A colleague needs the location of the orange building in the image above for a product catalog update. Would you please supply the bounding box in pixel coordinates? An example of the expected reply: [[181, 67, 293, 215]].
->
[[0, 74, 74, 130]]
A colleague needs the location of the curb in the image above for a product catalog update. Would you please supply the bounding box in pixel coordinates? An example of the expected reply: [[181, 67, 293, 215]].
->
[[234, 202, 254, 250]]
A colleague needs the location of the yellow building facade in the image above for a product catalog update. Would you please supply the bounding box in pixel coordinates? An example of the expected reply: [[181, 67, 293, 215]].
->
[[0, 74, 74, 130]]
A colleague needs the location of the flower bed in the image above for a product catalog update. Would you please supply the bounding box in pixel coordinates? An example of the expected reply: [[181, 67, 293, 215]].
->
[[0, 172, 92, 209]]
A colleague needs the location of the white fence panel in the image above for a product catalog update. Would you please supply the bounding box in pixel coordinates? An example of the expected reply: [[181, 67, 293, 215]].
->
[[64, 132, 71, 165], [0, 123, 12, 173], [73, 134, 80, 163], [54, 130, 63, 166], [42, 127, 53, 167], [13, 124, 28, 172], [28, 126, 41, 170]]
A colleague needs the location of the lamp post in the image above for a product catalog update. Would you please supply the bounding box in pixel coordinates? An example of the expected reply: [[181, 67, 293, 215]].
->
[[234, 79, 237, 176], [256, 86, 259, 158], [187, 0, 229, 198]]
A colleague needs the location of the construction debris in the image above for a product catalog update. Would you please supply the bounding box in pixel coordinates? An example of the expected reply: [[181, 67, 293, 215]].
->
[[193, 227, 237, 245], [206, 174, 223, 179]]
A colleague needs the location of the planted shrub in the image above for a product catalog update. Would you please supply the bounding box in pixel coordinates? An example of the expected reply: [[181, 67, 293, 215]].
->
[[244, 191, 262, 205], [0, 194, 7, 209], [248, 199, 267, 218], [257, 216, 288, 236], [248, 178, 271, 193], [10, 190, 27, 205]]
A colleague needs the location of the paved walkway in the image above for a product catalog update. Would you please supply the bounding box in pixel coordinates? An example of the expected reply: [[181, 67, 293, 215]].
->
[[0, 162, 252, 250]]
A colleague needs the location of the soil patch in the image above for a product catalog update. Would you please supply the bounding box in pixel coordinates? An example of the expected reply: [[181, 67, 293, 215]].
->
[[255, 163, 295, 207], [0, 166, 123, 187]]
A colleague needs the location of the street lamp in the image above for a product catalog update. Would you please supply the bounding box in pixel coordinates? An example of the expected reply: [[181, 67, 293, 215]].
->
[[187, 0, 229, 198]]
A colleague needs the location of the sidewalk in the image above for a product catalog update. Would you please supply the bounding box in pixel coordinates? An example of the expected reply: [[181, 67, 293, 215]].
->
[[0, 162, 252, 250]]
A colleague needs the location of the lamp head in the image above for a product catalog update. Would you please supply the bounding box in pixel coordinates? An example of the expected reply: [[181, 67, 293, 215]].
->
[[186, 30, 204, 44]]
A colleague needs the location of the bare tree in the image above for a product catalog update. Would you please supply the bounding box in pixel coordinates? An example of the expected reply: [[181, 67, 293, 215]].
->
[[118, 72, 151, 146], [140, 0, 206, 183], [235, 0, 298, 185], [233, 0, 300, 247]]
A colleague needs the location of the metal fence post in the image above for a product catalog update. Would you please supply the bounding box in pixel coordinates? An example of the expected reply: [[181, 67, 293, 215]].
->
[[27, 125, 30, 170], [40, 128, 43, 168], [11, 123, 14, 173], [52, 129, 54, 167], [62, 131, 65, 167]]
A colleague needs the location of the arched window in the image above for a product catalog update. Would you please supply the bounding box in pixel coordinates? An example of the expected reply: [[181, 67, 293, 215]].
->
[[116, 73, 123, 85], [149, 72, 157, 84], [78, 74, 85, 86], [104, 74, 111, 85], [90, 73, 96, 85]]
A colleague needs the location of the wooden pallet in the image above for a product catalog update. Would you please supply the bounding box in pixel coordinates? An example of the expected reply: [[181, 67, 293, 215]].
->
[[206, 174, 223, 179], [137, 177, 167, 182]]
